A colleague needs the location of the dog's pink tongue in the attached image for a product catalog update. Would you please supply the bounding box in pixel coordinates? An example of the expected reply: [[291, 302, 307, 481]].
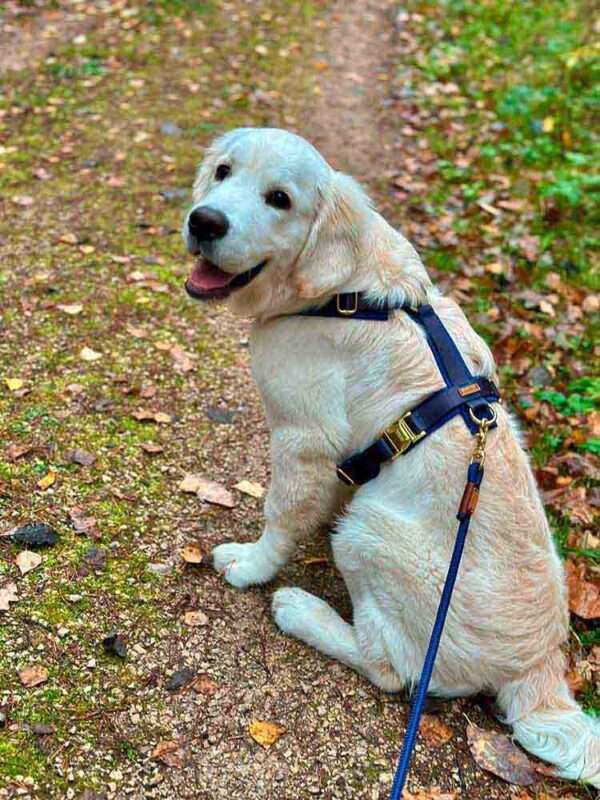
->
[[187, 258, 234, 291]]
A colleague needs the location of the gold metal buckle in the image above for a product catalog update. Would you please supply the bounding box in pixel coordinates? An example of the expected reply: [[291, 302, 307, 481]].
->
[[336, 292, 358, 315], [382, 412, 426, 459]]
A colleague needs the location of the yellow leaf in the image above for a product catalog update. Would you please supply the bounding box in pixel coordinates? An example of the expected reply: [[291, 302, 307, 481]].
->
[[4, 378, 24, 391], [57, 303, 83, 315], [542, 116, 555, 133], [181, 544, 204, 564], [37, 471, 57, 491], [249, 719, 286, 747]]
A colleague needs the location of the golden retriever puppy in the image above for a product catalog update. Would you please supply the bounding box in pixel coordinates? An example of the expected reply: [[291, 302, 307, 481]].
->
[[183, 128, 599, 786]]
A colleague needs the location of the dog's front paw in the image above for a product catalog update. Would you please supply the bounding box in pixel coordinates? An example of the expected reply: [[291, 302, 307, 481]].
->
[[212, 541, 279, 589]]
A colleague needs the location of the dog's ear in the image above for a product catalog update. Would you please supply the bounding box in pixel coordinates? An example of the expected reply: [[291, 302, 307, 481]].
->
[[293, 172, 369, 300]]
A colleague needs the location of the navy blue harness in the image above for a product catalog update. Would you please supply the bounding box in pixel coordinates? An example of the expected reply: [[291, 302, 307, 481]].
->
[[295, 290, 500, 799]]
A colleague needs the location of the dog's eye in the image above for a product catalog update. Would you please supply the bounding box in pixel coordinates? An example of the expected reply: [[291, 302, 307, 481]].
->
[[265, 190, 291, 210], [215, 164, 231, 181]]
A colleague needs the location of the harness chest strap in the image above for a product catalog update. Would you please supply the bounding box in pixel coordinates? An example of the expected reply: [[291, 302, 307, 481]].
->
[[300, 294, 500, 486]]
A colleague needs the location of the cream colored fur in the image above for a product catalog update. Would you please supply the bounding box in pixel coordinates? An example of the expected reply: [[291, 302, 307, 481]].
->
[[185, 128, 599, 786]]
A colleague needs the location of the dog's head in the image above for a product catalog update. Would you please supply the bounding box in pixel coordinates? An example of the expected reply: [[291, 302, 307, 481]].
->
[[183, 128, 427, 317]]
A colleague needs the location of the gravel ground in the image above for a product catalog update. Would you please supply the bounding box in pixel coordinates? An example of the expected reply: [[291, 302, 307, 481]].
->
[[0, 2, 593, 799]]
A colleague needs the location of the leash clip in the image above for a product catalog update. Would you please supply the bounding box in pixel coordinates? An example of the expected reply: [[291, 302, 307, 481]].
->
[[468, 405, 497, 467], [336, 292, 359, 315]]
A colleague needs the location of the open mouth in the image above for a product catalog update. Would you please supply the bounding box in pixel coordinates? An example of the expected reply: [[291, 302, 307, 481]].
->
[[184, 257, 267, 301]]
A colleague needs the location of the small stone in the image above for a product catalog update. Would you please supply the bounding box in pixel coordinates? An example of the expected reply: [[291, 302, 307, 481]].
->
[[102, 633, 127, 659], [11, 523, 58, 549], [33, 723, 55, 736], [204, 406, 237, 425], [160, 121, 182, 136], [165, 668, 195, 691], [146, 563, 172, 578]]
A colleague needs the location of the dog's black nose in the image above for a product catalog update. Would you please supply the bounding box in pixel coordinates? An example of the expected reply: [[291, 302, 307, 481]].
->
[[188, 206, 229, 241]]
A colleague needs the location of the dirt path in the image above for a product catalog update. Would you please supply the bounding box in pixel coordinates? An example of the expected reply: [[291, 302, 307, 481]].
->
[[0, 3, 590, 800]]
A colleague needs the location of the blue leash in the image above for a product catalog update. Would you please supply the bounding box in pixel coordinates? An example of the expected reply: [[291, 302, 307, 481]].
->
[[389, 458, 486, 799]]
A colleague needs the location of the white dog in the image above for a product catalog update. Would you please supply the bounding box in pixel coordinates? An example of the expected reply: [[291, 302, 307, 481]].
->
[[183, 128, 599, 786]]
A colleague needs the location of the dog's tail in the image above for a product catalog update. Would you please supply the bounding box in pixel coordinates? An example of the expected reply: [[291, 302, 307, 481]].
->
[[497, 647, 600, 787]]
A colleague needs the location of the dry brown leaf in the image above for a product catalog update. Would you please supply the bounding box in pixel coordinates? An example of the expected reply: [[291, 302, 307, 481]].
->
[[6, 443, 33, 461], [37, 471, 56, 491], [150, 740, 183, 768], [402, 791, 456, 800], [178, 475, 235, 508], [565, 560, 600, 620], [19, 665, 48, 688], [132, 408, 172, 425], [181, 544, 204, 564], [249, 719, 286, 747], [126, 324, 148, 338], [183, 610, 209, 627], [467, 723, 535, 785], [58, 232, 78, 245], [140, 442, 164, 454], [15, 551, 42, 575], [233, 480, 265, 499], [419, 714, 453, 747], [0, 583, 18, 611], [69, 507, 98, 536], [170, 344, 196, 373], [191, 674, 219, 696]]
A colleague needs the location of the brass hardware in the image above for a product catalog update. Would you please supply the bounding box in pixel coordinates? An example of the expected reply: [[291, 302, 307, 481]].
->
[[382, 412, 426, 459], [468, 405, 497, 467], [458, 383, 481, 397], [336, 466, 355, 486], [336, 292, 359, 315]]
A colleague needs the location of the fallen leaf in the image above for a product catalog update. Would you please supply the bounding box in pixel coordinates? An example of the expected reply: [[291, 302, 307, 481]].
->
[[126, 324, 148, 338], [37, 471, 56, 491], [420, 714, 453, 747], [79, 347, 102, 362], [4, 378, 24, 391], [79, 245, 95, 255], [170, 344, 196, 373], [178, 475, 235, 508], [69, 507, 98, 536], [140, 442, 164, 454], [150, 740, 183, 768], [19, 665, 48, 688], [233, 480, 265, 499], [183, 610, 209, 627], [0, 583, 18, 612], [467, 723, 536, 785], [15, 551, 43, 575], [57, 303, 83, 315], [6, 443, 33, 460], [132, 408, 173, 424], [402, 791, 456, 800], [181, 544, 204, 564], [565, 560, 600, 620], [191, 673, 219, 696], [58, 232, 78, 245], [249, 719, 286, 747], [12, 195, 34, 207]]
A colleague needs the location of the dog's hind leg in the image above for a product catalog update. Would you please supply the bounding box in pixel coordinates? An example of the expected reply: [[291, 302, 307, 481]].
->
[[272, 587, 402, 691]]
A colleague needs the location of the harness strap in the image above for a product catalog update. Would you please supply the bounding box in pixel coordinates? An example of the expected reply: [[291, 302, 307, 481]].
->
[[336, 378, 499, 486], [298, 291, 406, 321]]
